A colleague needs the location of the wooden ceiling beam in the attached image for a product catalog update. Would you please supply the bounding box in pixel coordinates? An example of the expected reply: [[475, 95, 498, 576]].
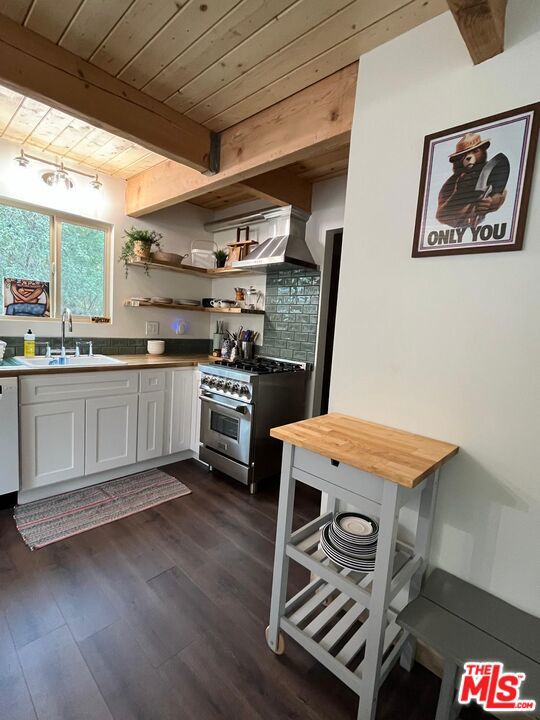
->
[[447, 0, 507, 64], [240, 168, 312, 213], [0, 15, 213, 172], [126, 63, 357, 217]]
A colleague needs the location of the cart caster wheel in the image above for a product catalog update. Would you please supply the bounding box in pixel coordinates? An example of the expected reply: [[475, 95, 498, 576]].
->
[[265, 626, 285, 655]]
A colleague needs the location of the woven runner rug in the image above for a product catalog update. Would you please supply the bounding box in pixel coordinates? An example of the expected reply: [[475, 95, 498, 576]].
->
[[14, 469, 190, 550]]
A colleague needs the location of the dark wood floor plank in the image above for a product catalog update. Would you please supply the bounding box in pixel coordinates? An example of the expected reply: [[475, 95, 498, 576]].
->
[[85, 538, 198, 667], [0, 611, 38, 720], [78, 619, 189, 720], [18, 625, 112, 720], [161, 645, 265, 720], [170, 618, 323, 720], [39, 540, 119, 642], [131, 508, 272, 629], [2, 569, 65, 649], [168, 462, 279, 542]]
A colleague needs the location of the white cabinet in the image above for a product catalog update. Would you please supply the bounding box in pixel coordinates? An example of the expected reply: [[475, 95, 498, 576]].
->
[[137, 390, 165, 461], [20, 399, 85, 490], [19, 367, 197, 498], [191, 370, 201, 455], [85, 394, 138, 475], [167, 368, 194, 454]]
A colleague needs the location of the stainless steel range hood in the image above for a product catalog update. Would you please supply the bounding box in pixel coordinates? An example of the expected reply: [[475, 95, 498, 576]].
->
[[234, 206, 316, 270], [204, 205, 316, 271]]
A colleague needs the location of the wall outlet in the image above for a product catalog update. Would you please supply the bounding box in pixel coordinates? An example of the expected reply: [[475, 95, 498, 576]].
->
[[145, 321, 159, 336]]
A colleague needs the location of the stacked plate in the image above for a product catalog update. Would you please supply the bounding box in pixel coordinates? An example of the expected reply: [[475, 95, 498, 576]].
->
[[175, 298, 200, 306], [320, 512, 379, 572]]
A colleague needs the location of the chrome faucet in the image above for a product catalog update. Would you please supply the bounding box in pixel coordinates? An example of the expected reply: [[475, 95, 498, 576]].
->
[[61, 308, 73, 355]]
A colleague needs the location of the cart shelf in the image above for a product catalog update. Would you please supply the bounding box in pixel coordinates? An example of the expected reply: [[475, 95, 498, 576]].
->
[[285, 512, 422, 610]]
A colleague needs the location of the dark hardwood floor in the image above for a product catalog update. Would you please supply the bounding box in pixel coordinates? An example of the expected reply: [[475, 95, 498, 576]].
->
[[0, 459, 490, 720]]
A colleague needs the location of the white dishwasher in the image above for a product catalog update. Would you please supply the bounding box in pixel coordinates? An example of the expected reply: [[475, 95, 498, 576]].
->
[[0, 377, 19, 495]]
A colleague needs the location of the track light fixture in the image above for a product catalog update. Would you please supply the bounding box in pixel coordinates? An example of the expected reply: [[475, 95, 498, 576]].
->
[[13, 148, 102, 191], [14, 148, 30, 167], [41, 162, 74, 190]]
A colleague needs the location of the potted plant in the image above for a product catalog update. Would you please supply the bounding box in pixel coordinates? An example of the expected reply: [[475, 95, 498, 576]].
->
[[214, 247, 228, 268], [119, 227, 163, 277]]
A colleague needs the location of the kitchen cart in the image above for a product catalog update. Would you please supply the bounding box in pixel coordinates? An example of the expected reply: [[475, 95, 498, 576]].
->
[[266, 413, 459, 720]]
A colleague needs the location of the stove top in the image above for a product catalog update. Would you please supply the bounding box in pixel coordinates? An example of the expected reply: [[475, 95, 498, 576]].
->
[[212, 357, 305, 374]]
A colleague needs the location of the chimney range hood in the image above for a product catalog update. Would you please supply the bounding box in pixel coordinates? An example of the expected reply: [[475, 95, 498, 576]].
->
[[204, 205, 317, 271]]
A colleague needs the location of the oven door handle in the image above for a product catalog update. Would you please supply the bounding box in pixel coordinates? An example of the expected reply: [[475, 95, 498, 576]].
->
[[199, 394, 248, 415]]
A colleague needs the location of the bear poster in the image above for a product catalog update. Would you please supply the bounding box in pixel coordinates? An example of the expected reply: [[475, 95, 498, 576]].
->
[[412, 103, 539, 257]]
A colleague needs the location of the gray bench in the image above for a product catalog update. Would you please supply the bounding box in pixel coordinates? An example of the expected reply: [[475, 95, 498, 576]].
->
[[397, 569, 540, 719]]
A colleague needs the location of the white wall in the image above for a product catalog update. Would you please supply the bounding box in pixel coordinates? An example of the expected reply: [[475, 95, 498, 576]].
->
[[0, 137, 214, 339], [305, 175, 347, 265], [331, 0, 540, 614]]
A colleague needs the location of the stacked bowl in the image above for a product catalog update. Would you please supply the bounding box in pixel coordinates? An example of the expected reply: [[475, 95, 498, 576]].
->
[[320, 512, 379, 572]]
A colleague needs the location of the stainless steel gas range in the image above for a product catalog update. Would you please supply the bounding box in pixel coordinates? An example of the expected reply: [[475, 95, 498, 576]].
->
[[198, 357, 308, 493]]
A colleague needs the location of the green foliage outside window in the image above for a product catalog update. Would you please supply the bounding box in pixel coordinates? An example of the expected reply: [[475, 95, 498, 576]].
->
[[61, 223, 105, 316], [0, 204, 50, 286], [0, 202, 108, 318]]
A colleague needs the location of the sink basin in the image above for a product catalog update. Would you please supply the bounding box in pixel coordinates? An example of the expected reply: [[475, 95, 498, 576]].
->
[[15, 355, 127, 368]]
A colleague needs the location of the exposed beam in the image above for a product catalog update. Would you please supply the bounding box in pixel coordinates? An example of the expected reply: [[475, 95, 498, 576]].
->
[[126, 63, 357, 217], [241, 168, 312, 213], [0, 15, 213, 171], [448, 0, 507, 64]]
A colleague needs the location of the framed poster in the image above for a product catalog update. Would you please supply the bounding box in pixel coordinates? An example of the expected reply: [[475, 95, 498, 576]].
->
[[3, 278, 50, 317], [412, 103, 539, 257]]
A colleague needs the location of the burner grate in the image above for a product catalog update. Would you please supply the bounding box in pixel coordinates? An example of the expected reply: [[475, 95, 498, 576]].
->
[[213, 358, 301, 374]]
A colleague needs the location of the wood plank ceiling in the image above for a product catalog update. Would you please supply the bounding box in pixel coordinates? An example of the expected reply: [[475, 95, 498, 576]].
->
[[0, 83, 165, 178], [0, 0, 446, 207]]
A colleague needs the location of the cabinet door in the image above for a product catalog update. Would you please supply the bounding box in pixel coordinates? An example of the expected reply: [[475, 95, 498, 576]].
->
[[86, 394, 138, 475], [137, 390, 165, 462], [20, 400, 85, 490], [190, 370, 201, 454], [168, 369, 194, 454]]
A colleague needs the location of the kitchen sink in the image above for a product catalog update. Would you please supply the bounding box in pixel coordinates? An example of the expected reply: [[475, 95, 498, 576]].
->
[[15, 355, 127, 368]]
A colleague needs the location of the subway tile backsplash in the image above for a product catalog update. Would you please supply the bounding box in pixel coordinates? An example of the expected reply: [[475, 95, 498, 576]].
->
[[259, 267, 320, 364], [0, 336, 212, 358]]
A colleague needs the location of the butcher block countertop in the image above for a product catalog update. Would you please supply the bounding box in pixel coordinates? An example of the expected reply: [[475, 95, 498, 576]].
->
[[0, 354, 208, 377], [270, 413, 459, 488]]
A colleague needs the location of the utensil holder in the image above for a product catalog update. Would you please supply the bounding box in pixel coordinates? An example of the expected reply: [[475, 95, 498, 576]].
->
[[213, 333, 223, 351], [241, 341, 254, 360]]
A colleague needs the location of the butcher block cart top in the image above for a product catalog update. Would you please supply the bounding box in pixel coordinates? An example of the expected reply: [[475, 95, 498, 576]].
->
[[266, 413, 459, 720]]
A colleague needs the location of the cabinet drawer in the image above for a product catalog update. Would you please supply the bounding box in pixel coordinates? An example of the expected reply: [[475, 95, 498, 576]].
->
[[20, 371, 139, 404], [293, 447, 383, 505], [139, 369, 166, 393]]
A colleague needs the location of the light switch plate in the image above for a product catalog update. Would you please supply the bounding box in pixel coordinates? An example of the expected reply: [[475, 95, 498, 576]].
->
[[146, 321, 159, 336]]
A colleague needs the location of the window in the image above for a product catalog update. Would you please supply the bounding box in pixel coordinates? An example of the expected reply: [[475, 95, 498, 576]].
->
[[0, 200, 110, 320]]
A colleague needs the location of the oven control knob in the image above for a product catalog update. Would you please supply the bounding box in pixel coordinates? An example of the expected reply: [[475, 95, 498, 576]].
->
[[216, 378, 225, 389], [232, 382, 240, 394], [240, 384, 250, 397], [224, 380, 233, 392]]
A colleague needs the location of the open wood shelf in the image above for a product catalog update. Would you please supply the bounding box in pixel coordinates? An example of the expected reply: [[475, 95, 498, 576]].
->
[[127, 258, 264, 277], [124, 299, 264, 315]]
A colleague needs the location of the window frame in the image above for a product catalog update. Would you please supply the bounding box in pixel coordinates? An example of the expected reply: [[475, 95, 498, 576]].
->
[[0, 196, 112, 322]]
